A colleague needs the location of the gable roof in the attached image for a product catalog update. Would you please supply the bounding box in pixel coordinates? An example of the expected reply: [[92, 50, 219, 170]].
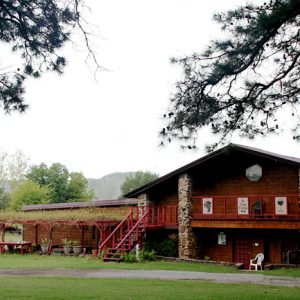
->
[[125, 143, 300, 197]]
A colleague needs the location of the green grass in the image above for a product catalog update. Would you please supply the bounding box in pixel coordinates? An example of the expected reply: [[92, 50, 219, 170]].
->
[[263, 268, 300, 278], [0, 277, 299, 300], [1, 254, 300, 277], [0, 254, 238, 273]]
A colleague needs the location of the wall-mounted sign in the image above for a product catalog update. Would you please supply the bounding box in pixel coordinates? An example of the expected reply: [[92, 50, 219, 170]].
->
[[237, 197, 249, 214], [218, 232, 226, 245], [203, 198, 213, 214], [275, 196, 287, 215], [246, 164, 262, 182]]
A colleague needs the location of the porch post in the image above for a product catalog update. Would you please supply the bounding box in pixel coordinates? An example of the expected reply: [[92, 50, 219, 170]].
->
[[79, 225, 85, 250], [137, 193, 152, 206], [34, 224, 39, 245], [178, 173, 197, 259], [1, 223, 5, 242], [137, 193, 153, 221]]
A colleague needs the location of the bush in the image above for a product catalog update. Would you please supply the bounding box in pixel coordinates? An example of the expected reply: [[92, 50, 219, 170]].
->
[[145, 234, 178, 257], [140, 250, 156, 262], [123, 251, 137, 262], [123, 250, 156, 263], [158, 238, 178, 257]]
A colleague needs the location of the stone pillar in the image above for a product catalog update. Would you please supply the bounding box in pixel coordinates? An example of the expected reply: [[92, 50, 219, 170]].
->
[[137, 193, 152, 219], [178, 173, 197, 259], [137, 193, 152, 207]]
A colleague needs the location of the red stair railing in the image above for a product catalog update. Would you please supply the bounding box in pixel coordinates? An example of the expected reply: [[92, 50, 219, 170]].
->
[[98, 211, 133, 256], [115, 209, 149, 250]]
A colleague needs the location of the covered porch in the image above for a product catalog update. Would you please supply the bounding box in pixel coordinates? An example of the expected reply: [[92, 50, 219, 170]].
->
[[0, 207, 129, 254]]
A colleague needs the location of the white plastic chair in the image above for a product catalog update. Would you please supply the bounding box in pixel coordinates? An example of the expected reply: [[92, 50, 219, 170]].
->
[[249, 253, 264, 271]]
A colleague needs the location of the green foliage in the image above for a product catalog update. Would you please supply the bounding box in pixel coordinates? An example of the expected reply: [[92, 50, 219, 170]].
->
[[10, 180, 51, 211], [0, 0, 98, 113], [27, 163, 94, 203], [140, 250, 156, 262], [123, 251, 137, 262], [121, 171, 159, 196], [145, 233, 178, 257], [0, 207, 128, 223], [68, 172, 95, 201], [62, 238, 73, 246], [161, 0, 300, 151], [123, 250, 156, 263]]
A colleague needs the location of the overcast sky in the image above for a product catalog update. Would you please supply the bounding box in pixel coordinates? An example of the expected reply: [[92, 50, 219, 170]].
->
[[0, 0, 299, 179]]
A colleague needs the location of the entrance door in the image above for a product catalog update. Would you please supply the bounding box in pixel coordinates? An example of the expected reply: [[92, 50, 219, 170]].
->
[[234, 236, 251, 269]]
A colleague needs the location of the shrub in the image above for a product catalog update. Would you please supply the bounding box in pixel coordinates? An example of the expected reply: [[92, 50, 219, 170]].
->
[[123, 251, 137, 262], [62, 238, 73, 246], [145, 235, 178, 257], [41, 238, 48, 245], [140, 250, 156, 262], [158, 237, 178, 257]]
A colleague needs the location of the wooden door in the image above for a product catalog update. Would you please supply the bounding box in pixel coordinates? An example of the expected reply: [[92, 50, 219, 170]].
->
[[234, 236, 251, 269]]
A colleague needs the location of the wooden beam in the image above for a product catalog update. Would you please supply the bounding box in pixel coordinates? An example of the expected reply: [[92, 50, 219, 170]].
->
[[191, 219, 300, 229], [34, 224, 39, 245], [1, 224, 5, 242]]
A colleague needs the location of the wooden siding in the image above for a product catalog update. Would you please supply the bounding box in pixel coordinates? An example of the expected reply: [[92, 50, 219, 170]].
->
[[195, 229, 300, 264], [23, 224, 99, 249], [192, 158, 298, 197]]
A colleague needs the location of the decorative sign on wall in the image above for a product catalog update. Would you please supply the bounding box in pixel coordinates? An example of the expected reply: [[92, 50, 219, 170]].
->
[[203, 198, 213, 214], [246, 164, 262, 182], [218, 232, 226, 245], [275, 196, 287, 215], [237, 197, 249, 214]]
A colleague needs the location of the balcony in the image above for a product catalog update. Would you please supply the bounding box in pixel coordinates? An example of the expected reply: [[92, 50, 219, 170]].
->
[[131, 206, 178, 228], [192, 195, 300, 220]]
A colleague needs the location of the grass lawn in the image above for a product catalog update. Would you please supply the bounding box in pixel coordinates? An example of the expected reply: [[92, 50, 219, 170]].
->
[[1, 254, 300, 277], [0, 277, 299, 300], [0, 254, 238, 273]]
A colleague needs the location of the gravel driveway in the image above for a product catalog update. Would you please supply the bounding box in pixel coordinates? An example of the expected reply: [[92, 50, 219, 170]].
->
[[0, 268, 299, 287]]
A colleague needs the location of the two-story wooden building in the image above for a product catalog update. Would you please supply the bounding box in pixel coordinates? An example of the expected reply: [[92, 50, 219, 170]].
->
[[4, 143, 299, 266], [125, 143, 300, 267]]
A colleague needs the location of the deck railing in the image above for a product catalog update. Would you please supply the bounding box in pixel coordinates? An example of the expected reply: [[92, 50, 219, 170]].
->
[[192, 195, 300, 219], [131, 205, 178, 227]]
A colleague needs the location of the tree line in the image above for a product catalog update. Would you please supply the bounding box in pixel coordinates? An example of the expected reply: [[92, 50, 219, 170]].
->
[[0, 150, 160, 211], [0, 151, 94, 211]]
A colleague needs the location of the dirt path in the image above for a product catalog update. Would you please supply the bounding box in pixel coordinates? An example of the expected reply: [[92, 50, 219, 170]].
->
[[0, 268, 299, 287]]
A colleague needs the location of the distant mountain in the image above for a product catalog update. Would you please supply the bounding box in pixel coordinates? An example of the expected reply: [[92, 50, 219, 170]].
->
[[87, 172, 135, 200]]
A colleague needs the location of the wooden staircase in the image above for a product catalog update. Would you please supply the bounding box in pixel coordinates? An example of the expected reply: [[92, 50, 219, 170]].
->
[[99, 208, 148, 262]]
